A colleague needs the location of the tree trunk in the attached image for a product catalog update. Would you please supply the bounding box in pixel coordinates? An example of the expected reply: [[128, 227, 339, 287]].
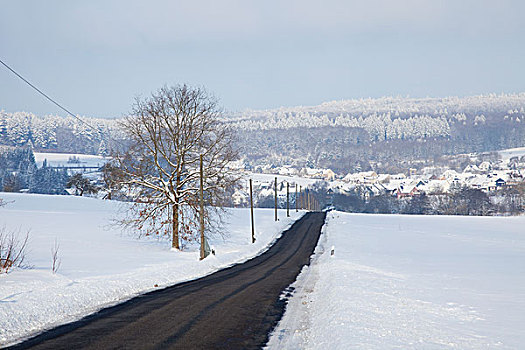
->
[[274, 177, 278, 221], [172, 203, 180, 249], [286, 182, 290, 217], [250, 179, 255, 243]]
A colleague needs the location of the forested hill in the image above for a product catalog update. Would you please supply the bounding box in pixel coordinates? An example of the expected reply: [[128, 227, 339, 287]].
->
[[0, 112, 122, 155], [232, 94, 525, 172], [229, 94, 525, 140], [1, 93, 525, 173]]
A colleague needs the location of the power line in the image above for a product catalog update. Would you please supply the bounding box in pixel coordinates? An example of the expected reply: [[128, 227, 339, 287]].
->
[[0, 57, 102, 135]]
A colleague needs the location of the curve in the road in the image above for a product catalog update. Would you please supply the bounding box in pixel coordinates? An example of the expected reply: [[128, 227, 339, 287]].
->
[[9, 211, 326, 350]]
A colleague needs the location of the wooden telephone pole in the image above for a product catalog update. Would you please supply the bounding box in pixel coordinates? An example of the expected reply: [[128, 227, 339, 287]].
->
[[286, 182, 290, 217], [274, 177, 278, 221], [307, 190, 310, 211], [250, 179, 255, 243], [295, 184, 298, 212], [199, 154, 206, 260], [299, 185, 302, 210]]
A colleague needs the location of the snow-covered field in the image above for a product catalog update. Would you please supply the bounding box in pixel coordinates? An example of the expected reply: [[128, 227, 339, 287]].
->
[[0, 192, 303, 347], [33, 152, 108, 168], [269, 211, 525, 349], [499, 146, 525, 162]]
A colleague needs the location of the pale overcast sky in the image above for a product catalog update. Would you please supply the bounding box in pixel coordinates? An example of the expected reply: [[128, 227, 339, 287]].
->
[[1, 1, 524, 118]]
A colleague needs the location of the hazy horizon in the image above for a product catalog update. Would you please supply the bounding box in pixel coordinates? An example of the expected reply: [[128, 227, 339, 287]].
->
[[2, 91, 525, 120]]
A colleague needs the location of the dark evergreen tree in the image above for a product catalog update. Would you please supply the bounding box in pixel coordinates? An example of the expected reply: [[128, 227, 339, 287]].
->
[[0, 145, 37, 191], [29, 167, 69, 194]]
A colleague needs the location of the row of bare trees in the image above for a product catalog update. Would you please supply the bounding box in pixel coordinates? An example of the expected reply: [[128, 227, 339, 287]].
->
[[325, 183, 525, 216]]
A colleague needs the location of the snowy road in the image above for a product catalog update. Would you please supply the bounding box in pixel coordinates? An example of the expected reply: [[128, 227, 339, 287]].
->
[[0, 193, 303, 346], [8, 212, 326, 349]]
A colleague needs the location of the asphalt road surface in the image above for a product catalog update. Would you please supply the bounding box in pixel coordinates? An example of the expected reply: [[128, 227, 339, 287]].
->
[[10, 211, 326, 350]]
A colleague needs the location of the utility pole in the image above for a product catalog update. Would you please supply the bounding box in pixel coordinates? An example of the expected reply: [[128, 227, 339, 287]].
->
[[299, 185, 302, 210], [295, 184, 298, 212], [199, 154, 206, 260], [305, 190, 308, 211], [274, 177, 278, 221], [286, 182, 290, 217], [250, 179, 255, 243]]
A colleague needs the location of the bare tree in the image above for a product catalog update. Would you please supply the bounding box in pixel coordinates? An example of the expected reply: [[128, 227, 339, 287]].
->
[[117, 85, 239, 249], [100, 161, 124, 200], [66, 173, 98, 196]]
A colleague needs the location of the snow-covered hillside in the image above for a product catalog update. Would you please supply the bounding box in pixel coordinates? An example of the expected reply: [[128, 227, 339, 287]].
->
[[233, 94, 525, 173], [0, 193, 303, 347], [269, 211, 525, 349], [3, 93, 524, 153], [231, 93, 525, 127], [499, 146, 525, 162], [230, 93, 525, 136], [3, 94, 525, 173]]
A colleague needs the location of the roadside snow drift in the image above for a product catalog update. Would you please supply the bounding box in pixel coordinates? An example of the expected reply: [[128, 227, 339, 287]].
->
[[269, 211, 525, 349], [0, 192, 303, 346]]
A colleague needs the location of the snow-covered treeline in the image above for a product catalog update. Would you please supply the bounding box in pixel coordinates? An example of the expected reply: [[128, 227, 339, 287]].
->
[[230, 94, 525, 172], [228, 93, 525, 141], [1, 93, 524, 173], [0, 146, 70, 194], [2, 93, 524, 153], [232, 112, 451, 141], [0, 111, 123, 154]]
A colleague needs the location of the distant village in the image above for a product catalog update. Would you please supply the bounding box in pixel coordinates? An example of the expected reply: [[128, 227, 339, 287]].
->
[[233, 152, 525, 211], [3, 146, 524, 215]]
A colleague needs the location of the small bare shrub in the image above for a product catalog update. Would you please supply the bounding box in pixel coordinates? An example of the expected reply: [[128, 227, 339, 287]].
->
[[0, 227, 30, 274], [51, 238, 61, 274], [0, 198, 13, 207]]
